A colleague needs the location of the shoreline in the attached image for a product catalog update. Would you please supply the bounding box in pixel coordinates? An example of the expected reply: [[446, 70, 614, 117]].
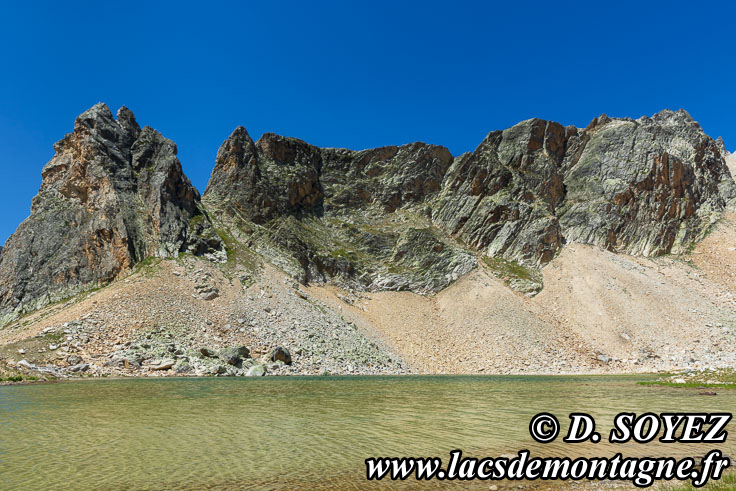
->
[[0, 368, 726, 385]]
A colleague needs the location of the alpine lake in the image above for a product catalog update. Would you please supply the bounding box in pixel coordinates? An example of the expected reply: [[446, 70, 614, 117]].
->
[[1, 375, 733, 489]]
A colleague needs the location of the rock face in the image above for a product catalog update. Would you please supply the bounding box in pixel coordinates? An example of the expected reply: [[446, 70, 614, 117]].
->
[[2, 107, 732, 325], [204, 134, 475, 293], [433, 118, 568, 265], [320, 143, 453, 213], [434, 110, 736, 264], [204, 128, 323, 223], [205, 109, 735, 293], [0, 103, 223, 325], [559, 111, 736, 256]]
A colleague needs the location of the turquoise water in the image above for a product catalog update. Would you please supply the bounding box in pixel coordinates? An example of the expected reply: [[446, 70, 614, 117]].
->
[[0, 376, 733, 489]]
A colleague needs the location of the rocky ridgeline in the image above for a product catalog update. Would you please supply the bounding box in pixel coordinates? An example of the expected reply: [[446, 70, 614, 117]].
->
[[0, 104, 224, 325], [204, 109, 735, 293], [0, 105, 734, 327], [203, 128, 477, 294]]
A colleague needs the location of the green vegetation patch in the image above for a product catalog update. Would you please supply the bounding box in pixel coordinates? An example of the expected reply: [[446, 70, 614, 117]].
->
[[133, 256, 163, 277], [482, 256, 543, 295], [213, 225, 261, 273], [638, 369, 736, 390], [0, 375, 38, 383]]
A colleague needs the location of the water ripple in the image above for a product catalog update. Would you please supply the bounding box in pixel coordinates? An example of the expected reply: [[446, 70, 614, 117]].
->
[[0, 375, 733, 489]]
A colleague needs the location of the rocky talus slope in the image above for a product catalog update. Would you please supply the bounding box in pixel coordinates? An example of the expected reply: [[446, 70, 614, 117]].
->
[[0, 104, 223, 326], [0, 104, 734, 378]]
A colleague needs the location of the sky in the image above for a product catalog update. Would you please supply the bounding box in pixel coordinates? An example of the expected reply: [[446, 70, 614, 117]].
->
[[1, 1, 735, 244]]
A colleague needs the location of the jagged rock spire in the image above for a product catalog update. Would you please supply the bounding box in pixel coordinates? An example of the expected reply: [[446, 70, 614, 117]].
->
[[0, 104, 223, 326]]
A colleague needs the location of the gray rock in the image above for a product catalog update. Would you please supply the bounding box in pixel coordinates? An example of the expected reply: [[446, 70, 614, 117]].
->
[[220, 349, 242, 367], [269, 346, 292, 365], [246, 364, 267, 377], [150, 359, 175, 371], [234, 346, 250, 358], [69, 363, 89, 373], [66, 355, 83, 365], [195, 284, 219, 300], [199, 347, 217, 358], [174, 359, 191, 373], [105, 356, 141, 369]]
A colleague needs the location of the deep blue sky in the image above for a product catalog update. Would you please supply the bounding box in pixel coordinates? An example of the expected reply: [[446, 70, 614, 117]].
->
[[1, 1, 734, 244]]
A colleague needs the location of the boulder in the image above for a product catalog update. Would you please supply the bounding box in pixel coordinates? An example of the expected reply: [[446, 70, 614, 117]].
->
[[199, 347, 217, 358], [69, 363, 89, 373], [234, 346, 250, 358], [246, 364, 267, 377], [269, 346, 292, 365], [66, 355, 83, 366], [150, 359, 175, 371]]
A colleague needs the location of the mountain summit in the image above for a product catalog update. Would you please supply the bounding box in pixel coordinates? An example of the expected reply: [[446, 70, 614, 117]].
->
[[0, 104, 223, 325]]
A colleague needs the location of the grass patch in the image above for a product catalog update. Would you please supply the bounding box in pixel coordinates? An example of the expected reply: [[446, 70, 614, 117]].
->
[[133, 256, 163, 277], [213, 226, 261, 274], [638, 369, 736, 390], [483, 256, 538, 281], [188, 213, 206, 231], [0, 373, 39, 383], [482, 256, 543, 294]]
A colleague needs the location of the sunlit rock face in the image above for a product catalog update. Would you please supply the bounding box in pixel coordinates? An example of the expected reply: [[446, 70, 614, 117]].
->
[[204, 109, 735, 294], [0, 103, 223, 325]]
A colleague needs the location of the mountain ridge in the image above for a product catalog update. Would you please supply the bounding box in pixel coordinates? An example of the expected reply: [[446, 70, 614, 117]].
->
[[0, 103, 735, 378], [202, 107, 735, 295], [0, 104, 734, 326]]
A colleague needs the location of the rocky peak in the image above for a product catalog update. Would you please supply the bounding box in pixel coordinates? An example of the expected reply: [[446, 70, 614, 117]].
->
[[0, 104, 223, 326], [432, 117, 568, 264], [715, 136, 727, 156], [650, 108, 694, 125], [560, 110, 735, 256], [204, 128, 323, 223]]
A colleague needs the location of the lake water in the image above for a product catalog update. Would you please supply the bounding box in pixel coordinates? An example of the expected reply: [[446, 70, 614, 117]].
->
[[0, 376, 733, 489]]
